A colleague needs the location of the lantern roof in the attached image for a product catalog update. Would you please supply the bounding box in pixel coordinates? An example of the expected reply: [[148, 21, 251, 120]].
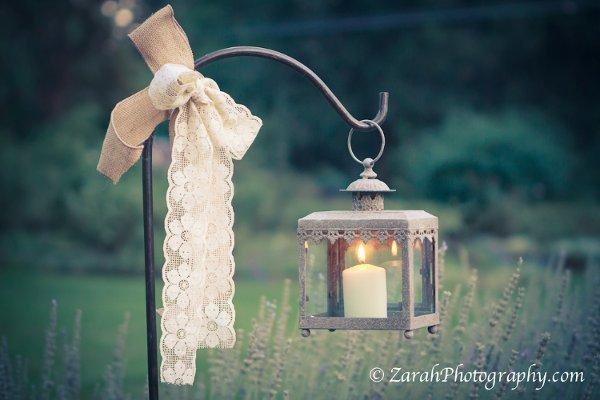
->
[[298, 210, 437, 230], [342, 177, 394, 192]]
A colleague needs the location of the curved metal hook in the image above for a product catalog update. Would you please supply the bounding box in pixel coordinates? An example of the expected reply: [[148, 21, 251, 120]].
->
[[194, 46, 388, 131]]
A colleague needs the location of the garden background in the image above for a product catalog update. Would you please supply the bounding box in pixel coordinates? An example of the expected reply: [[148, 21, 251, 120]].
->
[[0, 0, 598, 398]]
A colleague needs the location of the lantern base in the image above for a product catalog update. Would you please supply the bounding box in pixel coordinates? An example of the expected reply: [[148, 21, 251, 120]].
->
[[299, 311, 439, 331]]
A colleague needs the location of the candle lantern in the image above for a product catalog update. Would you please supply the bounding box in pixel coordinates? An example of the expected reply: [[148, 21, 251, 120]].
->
[[297, 122, 439, 339]]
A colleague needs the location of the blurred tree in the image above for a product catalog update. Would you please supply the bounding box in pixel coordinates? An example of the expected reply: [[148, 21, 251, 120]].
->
[[0, 0, 598, 271], [400, 108, 574, 235], [402, 108, 573, 202], [0, 0, 131, 136]]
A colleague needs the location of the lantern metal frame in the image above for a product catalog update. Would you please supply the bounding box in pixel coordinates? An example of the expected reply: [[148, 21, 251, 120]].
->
[[141, 46, 390, 399], [297, 211, 439, 335]]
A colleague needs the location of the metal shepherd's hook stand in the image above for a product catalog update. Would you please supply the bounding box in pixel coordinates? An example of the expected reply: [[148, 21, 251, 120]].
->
[[141, 46, 389, 399]]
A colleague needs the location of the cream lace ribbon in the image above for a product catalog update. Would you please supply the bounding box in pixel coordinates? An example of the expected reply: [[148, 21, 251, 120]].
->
[[157, 64, 261, 385], [96, 5, 261, 385]]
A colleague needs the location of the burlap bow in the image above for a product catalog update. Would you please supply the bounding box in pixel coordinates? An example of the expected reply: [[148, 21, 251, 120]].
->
[[97, 5, 262, 385]]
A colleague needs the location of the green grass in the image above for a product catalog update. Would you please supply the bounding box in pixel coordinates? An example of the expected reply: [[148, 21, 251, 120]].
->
[[0, 268, 294, 396]]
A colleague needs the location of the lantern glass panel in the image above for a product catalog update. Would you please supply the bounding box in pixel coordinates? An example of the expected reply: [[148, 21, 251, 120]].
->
[[414, 237, 435, 316], [304, 240, 329, 317], [303, 238, 406, 319]]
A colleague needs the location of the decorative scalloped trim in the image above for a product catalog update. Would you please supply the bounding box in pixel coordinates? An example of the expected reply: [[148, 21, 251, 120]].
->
[[297, 228, 437, 244]]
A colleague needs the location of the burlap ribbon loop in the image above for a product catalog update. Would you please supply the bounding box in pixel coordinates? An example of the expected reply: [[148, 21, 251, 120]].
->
[[97, 5, 262, 385]]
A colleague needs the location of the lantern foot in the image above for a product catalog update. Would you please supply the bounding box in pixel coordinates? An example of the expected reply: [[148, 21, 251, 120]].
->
[[403, 330, 414, 339], [301, 329, 311, 337], [328, 329, 336, 332], [428, 325, 439, 334]]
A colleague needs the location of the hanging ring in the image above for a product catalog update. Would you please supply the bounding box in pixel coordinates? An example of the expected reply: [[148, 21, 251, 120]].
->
[[347, 119, 386, 166]]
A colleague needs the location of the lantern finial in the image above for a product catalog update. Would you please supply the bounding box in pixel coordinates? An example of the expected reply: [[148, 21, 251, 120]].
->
[[342, 120, 394, 211], [342, 159, 394, 210]]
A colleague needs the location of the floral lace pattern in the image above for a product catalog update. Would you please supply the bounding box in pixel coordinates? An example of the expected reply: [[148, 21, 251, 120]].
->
[[152, 63, 261, 385]]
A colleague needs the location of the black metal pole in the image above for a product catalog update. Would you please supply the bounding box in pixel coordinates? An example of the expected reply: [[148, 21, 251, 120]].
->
[[142, 135, 159, 400]]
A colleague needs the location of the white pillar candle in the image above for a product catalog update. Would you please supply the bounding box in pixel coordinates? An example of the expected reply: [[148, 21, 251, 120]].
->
[[342, 243, 387, 318]]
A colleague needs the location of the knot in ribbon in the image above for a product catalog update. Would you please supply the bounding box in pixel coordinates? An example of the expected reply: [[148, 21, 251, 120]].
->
[[97, 5, 262, 385], [148, 64, 211, 110]]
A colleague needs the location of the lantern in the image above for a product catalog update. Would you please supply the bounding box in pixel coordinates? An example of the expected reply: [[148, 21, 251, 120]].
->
[[297, 122, 439, 339]]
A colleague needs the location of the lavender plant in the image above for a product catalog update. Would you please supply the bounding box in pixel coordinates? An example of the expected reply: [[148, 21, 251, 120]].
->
[[1, 249, 598, 399]]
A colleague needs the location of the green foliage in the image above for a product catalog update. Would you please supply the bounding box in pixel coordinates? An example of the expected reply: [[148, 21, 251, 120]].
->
[[398, 109, 581, 235], [0, 104, 150, 272], [401, 109, 573, 203], [0, 108, 594, 271]]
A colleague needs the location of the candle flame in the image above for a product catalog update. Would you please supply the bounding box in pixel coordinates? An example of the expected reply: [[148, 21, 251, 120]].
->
[[391, 240, 398, 257], [357, 242, 366, 263]]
